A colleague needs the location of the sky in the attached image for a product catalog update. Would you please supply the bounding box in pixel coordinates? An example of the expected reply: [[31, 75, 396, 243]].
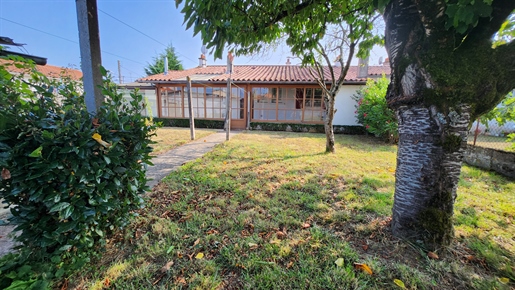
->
[[0, 0, 387, 84]]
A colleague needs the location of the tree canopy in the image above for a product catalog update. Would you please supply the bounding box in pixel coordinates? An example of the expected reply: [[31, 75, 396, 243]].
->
[[144, 44, 183, 76]]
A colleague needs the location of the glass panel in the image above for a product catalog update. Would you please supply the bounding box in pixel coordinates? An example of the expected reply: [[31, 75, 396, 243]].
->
[[295, 88, 304, 109], [305, 88, 313, 107], [314, 88, 323, 107]]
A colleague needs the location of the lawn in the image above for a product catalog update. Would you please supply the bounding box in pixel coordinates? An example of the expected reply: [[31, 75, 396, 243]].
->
[[150, 127, 218, 155], [467, 134, 514, 152], [72, 131, 514, 289]]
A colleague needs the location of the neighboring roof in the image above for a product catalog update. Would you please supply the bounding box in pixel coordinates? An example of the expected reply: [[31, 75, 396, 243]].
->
[[117, 81, 155, 89], [138, 65, 390, 84], [0, 58, 82, 80]]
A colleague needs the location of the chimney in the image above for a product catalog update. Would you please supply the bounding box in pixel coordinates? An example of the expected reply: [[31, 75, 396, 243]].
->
[[286, 58, 291, 65], [198, 53, 207, 67], [357, 57, 369, 78], [383, 57, 390, 67], [164, 56, 168, 75], [227, 51, 234, 73]]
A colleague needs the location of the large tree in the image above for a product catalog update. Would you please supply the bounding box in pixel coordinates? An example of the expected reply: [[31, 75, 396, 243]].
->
[[178, 0, 515, 249], [144, 44, 184, 76]]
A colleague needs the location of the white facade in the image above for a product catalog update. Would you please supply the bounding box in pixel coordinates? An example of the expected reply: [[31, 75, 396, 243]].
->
[[333, 85, 362, 126]]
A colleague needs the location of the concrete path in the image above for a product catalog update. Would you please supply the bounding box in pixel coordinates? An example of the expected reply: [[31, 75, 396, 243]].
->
[[0, 130, 240, 257], [146, 131, 239, 188]]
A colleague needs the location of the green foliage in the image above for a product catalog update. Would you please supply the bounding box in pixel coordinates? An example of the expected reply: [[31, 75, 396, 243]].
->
[[444, 0, 494, 34], [353, 76, 397, 143], [479, 91, 515, 150], [154, 118, 224, 129], [0, 57, 158, 287], [144, 44, 183, 76], [249, 122, 366, 135], [177, 0, 379, 59]]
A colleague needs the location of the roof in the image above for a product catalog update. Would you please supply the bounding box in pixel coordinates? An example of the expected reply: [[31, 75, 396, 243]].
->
[[0, 58, 82, 81], [138, 65, 390, 84]]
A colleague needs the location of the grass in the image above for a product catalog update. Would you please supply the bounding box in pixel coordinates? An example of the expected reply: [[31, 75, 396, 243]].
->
[[467, 134, 514, 151], [150, 127, 218, 155], [71, 131, 514, 289]]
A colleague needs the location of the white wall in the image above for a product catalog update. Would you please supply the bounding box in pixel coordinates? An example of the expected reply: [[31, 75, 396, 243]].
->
[[333, 85, 362, 126]]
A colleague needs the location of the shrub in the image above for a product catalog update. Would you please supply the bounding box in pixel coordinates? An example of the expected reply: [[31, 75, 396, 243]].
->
[[353, 76, 398, 143], [0, 57, 158, 287]]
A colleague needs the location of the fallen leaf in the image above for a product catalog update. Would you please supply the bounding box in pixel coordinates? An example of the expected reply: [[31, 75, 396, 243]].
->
[[92, 133, 111, 148], [195, 252, 204, 259], [204, 140, 206, 142], [206, 229, 219, 235], [270, 238, 281, 245], [92, 118, 100, 127], [248, 242, 258, 249], [335, 258, 344, 267], [286, 261, 294, 269], [276, 231, 286, 239], [393, 279, 406, 288], [465, 255, 475, 261], [1, 168, 11, 180], [354, 263, 373, 275], [193, 238, 200, 247], [498, 277, 510, 284], [176, 277, 187, 284], [160, 261, 174, 273], [362, 244, 369, 251], [103, 277, 110, 287], [427, 251, 439, 259], [302, 223, 311, 229]]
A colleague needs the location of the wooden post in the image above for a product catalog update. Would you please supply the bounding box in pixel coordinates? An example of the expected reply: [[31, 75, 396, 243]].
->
[[473, 118, 480, 146], [226, 78, 231, 140], [76, 0, 104, 114], [187, 76, 195, 140]]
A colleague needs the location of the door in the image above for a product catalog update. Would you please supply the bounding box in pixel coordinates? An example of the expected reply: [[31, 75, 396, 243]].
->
[[230, 87, 246, 129]]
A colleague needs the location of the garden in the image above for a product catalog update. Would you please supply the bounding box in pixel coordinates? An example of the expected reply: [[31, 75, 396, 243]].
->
[[69, 131, 514, 289]]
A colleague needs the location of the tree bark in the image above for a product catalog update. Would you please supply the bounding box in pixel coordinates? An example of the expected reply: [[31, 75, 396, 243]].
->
[[383, 0, 514, 250], [392, 104, 470, 248], [324, 93, 336, 153]]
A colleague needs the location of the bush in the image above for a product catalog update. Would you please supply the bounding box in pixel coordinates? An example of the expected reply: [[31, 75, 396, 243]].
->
[[353, 76, 398, 143], [0, 57, 158, 287]]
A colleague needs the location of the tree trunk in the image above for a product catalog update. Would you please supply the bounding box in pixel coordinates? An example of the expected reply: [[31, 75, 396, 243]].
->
[[324, 93, 336, 153], [392, 104, 470, 249]]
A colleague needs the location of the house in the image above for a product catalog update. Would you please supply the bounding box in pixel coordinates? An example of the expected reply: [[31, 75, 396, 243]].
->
[[137, 56, 390, 131], [0, 58, 82, 81]]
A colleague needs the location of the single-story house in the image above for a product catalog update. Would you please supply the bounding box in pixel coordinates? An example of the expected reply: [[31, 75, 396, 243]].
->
[[137, 57, 390, 130]]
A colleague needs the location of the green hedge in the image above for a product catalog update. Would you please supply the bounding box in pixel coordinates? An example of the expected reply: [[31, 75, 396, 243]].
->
[[0, 57, 157, 288], [249, 122, 365, 135], [154, 118, 224, 129]]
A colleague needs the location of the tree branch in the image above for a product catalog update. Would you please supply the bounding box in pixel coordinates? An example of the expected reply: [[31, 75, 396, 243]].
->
[[466, 0, 515, 44]]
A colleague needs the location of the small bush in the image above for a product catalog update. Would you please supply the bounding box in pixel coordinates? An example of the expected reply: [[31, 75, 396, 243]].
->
[[0, 57, 158, 287], [353, 76, 398, 143]]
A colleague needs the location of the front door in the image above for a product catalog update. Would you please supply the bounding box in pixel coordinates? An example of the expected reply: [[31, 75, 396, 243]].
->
[[230, 87, 246, 129]]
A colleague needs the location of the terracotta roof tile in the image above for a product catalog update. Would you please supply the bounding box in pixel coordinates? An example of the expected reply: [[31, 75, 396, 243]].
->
[[0, 59, 83, 80], [138, 65, 390, 84]]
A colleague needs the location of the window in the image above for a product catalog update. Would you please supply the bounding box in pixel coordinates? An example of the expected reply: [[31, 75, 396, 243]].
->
[[161, 86, 183, 118], [251, 86, 324, 123]]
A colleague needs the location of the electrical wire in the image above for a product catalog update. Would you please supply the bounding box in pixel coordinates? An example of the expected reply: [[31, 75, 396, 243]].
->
[[97, 9, 199, 66], [0, 17, 147, 66]]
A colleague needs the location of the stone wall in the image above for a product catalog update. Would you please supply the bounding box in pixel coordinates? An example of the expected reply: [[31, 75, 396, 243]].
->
[[463, 145, 515, 178]]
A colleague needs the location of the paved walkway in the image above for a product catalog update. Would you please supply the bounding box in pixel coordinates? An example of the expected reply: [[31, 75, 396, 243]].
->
[[0, 130, 239, 257]]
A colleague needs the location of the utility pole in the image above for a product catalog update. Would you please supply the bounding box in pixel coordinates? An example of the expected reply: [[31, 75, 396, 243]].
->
[[76, 0, 103, 114], [117, 60, 122, 84]]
